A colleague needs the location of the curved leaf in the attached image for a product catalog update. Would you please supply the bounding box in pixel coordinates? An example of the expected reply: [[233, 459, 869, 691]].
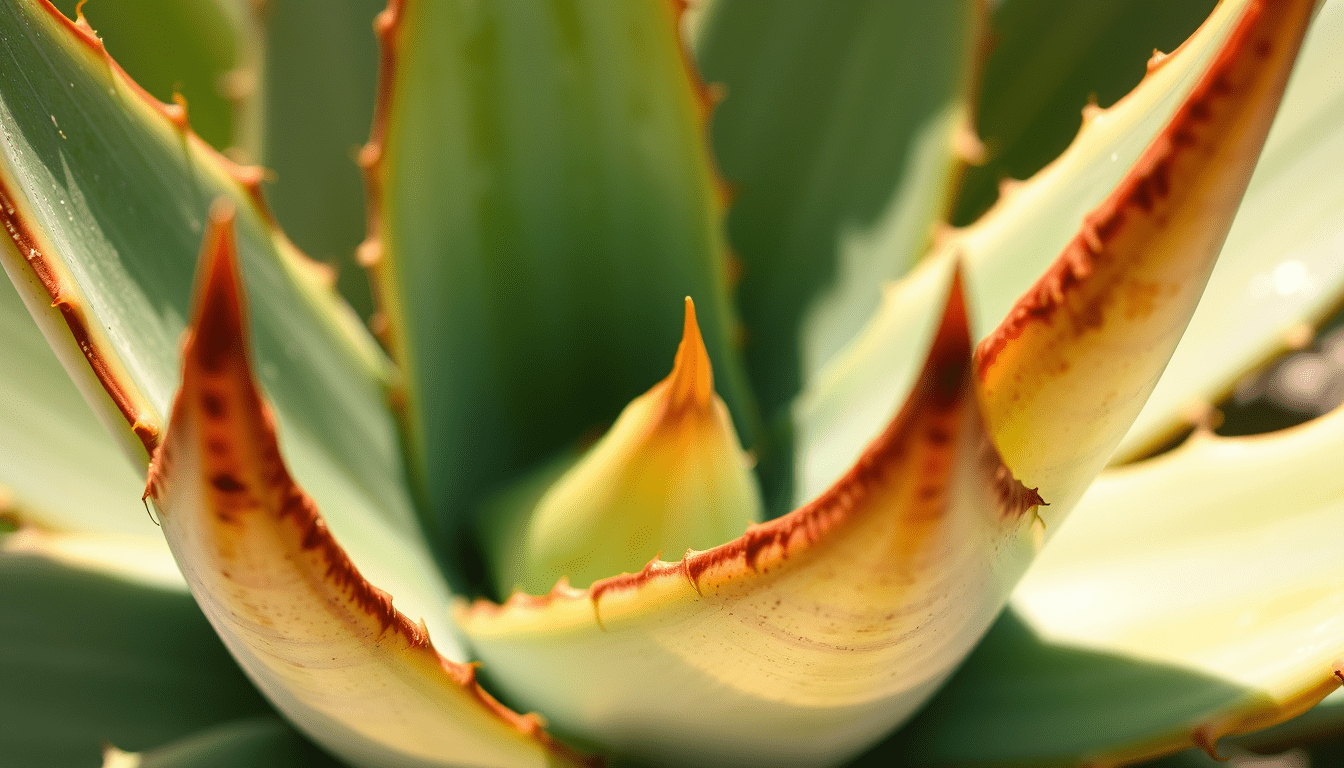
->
[[973, 0, 1319, 518], [494, 298, 761, 596], [1012, 411, 1344, 763], [0, 0, 454, 652], [790, 0, 1303, 506], [144, 219, 591, 768], [459, 274, 1044, 768], [883, 402, 1344, 766], [1117, 0, 1344, 459]]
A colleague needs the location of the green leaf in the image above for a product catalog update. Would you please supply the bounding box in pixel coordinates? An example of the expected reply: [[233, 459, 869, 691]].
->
[[695, 0, 982, 493], [108, 718, 342, 768], [952, 0, 1217, 226], [0, 0, 455, 653], [458, 276, 1045, 768], [0, 268, 146, 537], [47, 0, 261, 155], [370, 0, 756, 561], [1117, 0, 1344, 459], [144, 226, 591, 768], [259, 0, 384, 321], [881, 400, 1344, 766], [0, 551, 270, 767]]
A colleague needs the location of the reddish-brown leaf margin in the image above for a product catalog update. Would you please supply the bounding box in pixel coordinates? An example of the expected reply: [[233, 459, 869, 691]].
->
[[466, 267, 1042, 623], [1, 0, 345, 462], [144, 204, 600, 767], [974, 0, 1318, 375]]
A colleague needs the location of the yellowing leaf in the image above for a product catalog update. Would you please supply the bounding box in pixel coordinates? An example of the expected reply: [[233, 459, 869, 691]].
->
[[501, 298, 761, 595], [459, 272, 1043, 768], [1008, 401, 1344, 764], [145, 208, 592, 768], [976, 0, 1321, 520]]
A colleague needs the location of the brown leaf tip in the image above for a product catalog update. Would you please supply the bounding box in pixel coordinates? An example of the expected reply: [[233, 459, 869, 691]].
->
[[167, 209, 597, 762], [188, 202, 248, 376], [664, 297, 715, 412], [174, 221, 434, 651], [928, 265, 973, 406]]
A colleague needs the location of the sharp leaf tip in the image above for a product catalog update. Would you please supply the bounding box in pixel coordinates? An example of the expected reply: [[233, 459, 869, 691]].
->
[[667, 297, 714, 410]]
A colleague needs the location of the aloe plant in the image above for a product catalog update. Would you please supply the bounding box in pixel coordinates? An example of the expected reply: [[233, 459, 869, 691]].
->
[[1, 0, 1342, 766]]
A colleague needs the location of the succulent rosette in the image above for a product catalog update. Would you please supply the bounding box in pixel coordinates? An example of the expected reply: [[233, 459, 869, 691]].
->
[[1, 0, 1342, 766]]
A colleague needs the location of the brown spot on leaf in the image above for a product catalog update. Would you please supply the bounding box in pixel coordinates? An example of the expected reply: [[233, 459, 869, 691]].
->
[[201, 390, 226, 419], [191, 207, 247, 376], [210, 474, 245, 493]]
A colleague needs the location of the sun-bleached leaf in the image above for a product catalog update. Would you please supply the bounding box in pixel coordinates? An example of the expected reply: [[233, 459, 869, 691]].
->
[[872, 405, 1344, 766], [795, 0, 1319, 529], [144, 212, 592, 768], [1009, 409, 1344, 764], [0, 0, 454, 669], [1117, 0, 1344, 459], [791, 0, 1252, 506], [974, 0, 1319, 518], [458, 273, 1043, 768]]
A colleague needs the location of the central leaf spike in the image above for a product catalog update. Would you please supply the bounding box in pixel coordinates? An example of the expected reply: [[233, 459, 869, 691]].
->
[[667, 297, 714, 412], [489, 298, 763, 597]]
